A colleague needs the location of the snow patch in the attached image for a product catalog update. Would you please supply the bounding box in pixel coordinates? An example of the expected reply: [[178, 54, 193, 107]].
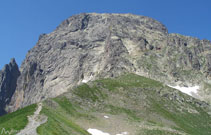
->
[[87, 128, 110, 135], [116, 131, 128, 135], [82, 79, 89, 83], [104, 116, 109, 119], [168, 85, 199, 97], [82, 75, 93, 83]]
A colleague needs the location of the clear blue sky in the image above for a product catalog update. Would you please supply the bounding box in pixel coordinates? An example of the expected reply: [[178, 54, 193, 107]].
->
[[0, 0, 211, 69]]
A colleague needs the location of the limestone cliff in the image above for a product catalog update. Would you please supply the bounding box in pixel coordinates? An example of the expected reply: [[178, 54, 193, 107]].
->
[[0, 58, 20, 115], [3, 13, 211, 113]]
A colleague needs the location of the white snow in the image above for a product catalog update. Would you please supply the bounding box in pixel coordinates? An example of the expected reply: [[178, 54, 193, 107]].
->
[[87, 128, 110, 135], [116, 132, 128, 135], [168, 85, 199, 97], [104, 115, 109, 119], [82, 79, 89, 83], [82, 75, 94, 83]]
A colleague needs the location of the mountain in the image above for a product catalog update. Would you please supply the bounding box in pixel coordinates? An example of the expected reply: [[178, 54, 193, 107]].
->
[[0, 13, 210, 113], [0, 74, 210, 135], [0, 13, 211, 135], [7, 13, 169, 112], [6, 13, 211, 113], [0, 58, 20, 116]]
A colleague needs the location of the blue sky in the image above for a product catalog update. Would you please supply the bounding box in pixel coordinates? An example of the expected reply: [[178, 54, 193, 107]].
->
[[0, 0, 211, 69]]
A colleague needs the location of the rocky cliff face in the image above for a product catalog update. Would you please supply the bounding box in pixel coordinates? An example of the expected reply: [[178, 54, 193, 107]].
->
[[4, 13, 211, 112], [0, 58, 20, 115]]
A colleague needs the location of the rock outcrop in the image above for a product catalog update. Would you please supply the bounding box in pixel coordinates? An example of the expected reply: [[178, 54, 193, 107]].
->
[[3, 13, 211, 113], [0, 58, 20, 115]]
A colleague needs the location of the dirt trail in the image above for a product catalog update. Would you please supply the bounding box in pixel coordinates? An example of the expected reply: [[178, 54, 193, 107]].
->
[[16, 103, 47, 135]]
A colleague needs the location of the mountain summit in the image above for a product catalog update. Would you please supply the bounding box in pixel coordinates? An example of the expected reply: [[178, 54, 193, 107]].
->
[[0, 58, 20, 115], [0, 13, 211, 114]]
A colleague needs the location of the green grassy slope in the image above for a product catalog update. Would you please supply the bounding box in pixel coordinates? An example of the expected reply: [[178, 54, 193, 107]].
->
[[37, 74, 211, 135], [0, 104, 36, 135], [37, 98, 91, 135], [1, 74, 211, 135]]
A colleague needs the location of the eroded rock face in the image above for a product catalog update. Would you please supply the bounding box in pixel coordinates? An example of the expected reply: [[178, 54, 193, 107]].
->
[[0, 58, 20, 115], [5, 13, 211, 112]]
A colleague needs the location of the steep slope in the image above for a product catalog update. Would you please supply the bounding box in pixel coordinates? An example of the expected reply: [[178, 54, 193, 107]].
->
[[38, 74, 211, 135], [0, 58, 20, 116], [0, 104, 36, 135], [16, 103, 47, 135], [4, 13, 211, 113], [1, 74, 211, 135]]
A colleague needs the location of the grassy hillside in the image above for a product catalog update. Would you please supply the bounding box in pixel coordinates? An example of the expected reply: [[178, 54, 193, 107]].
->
[[37, 74, 211, 135], [0, 104, 36, 135], [1, 74, 211, 135]]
